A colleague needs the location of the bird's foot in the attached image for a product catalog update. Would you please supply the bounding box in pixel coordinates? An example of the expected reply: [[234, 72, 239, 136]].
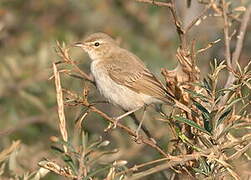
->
[[112, 116, 121, 129], [133, 129, 142, 143], [104, 118, 120, 132]]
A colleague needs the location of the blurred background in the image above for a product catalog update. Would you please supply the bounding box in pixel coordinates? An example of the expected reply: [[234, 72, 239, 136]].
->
[[0, 0, 250, 179]]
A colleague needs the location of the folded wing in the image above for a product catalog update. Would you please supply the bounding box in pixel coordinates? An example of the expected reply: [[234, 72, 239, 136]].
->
[[104, 48, 175, 105]]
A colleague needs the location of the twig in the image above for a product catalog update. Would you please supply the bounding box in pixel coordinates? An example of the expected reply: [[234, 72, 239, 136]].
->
[[135, 0, 172, 8], [116, 156, 175, 177], [224, 4, 251, 89], [0, 140, 21, 162], [169, 0, 186, 49], [220, 4, 251, 105], [135, 0, 186, 47], [227, 142, 251, 161], [184, 4, 211, 33], [63, 85, 167, 157], [124, 152, 202, 180], [89, 105, 170, 158], [56, 42, 93, 82], [232, 4, 251, 69], [38, 160, 77, 179], [197, 38, 221, 54], [77, 142, 86, 180], [221, 0, 231, 68], [53, 63, 68, 153]]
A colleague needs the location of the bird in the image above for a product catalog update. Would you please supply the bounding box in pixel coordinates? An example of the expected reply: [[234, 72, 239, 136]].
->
[[74, 32, 192, 135]]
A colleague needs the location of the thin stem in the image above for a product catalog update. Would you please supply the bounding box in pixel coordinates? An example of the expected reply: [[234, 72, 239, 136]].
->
[[135, 0, 172, 8], [221, 0, 231, 68]]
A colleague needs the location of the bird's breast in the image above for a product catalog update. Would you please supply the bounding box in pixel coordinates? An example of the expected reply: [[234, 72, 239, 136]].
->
[[90, 60, 157, 111]]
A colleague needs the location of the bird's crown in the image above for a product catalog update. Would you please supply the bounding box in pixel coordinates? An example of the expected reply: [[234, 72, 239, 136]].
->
[[84, 32, 116, 44]]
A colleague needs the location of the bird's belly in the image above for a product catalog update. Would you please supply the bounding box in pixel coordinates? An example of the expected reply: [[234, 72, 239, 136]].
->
[[91, 61, 159, 111]]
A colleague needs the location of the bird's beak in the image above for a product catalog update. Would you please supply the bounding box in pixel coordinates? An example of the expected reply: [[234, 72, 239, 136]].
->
[[73, 42, 85, 48]]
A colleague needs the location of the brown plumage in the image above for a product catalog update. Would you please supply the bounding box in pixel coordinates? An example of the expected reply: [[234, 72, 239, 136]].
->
[[75, 32, 191, 114], [103, 48, 176, 105]]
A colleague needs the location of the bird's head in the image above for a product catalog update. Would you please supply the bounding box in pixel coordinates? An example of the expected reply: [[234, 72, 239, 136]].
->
[[74, 32, 118, 60]]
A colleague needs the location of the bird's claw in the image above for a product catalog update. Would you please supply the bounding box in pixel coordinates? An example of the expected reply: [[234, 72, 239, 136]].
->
[[133, 131, 142, 143], [104, 118, 119, 132]]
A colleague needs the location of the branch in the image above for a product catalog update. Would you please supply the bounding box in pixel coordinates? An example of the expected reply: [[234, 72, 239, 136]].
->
[[135, 0, 186, 48], [135, 0, 172, 8], [89, 105, 170, 158], [168, 0, 186, 49], [221, 0, 231, 68], [53, 63, 68, 153], [184, 4, 211, 34], [124, 152, 202, 180], [221, 4, 251, 104], [56, 42, 94, 82], [232, 4, 251, 70], [66, 86, 170, 156], [0, 140, 21, 162]]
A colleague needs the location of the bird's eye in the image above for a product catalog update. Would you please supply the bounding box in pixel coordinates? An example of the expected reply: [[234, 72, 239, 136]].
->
[[94, 42, 100, 47]]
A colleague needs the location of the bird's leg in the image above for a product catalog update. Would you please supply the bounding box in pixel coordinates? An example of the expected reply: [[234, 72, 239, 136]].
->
[[129, 113, 152, 139], [155, 104, 168, 117], [135, 105, 147, 140], [112, 107, 141, 128]]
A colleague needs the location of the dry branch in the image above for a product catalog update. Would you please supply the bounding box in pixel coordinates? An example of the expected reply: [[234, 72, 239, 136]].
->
[[53, 63, 68, 153], [135, 0, 172, 8], [221, 0, 231, 68], [0, 140, 21, 162], [224, 4, 251, 89], [124, 152, 202, 180], [56, 41, 93, 82]]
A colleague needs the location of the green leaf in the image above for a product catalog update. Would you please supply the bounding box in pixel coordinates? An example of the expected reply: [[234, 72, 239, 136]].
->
[[216, 97, 243, 127], [202, 113, 212, 132], [193, 167, 208, 176], [83, 165, 112, 180], [63, 154, 77, 175], [199, 157, 211, 175], [173, 116, 211, 135], [51, 145, 64, 153], [193, 101, 212, 132], [217, 108, 232, 126], [56, 139, 75, 153], [203, 78, 212, 94], [193, 101, 210, 115]]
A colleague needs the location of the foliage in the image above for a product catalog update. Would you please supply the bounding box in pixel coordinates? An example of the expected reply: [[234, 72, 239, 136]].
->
[[0, 0, 250, 179]]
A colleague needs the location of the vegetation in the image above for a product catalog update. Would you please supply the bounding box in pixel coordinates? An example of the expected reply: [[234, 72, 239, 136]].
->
[[0, 0, 250, 179]]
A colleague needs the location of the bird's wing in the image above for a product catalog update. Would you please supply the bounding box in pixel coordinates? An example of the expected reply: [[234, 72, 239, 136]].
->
[[104, 49, 175, 103]]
